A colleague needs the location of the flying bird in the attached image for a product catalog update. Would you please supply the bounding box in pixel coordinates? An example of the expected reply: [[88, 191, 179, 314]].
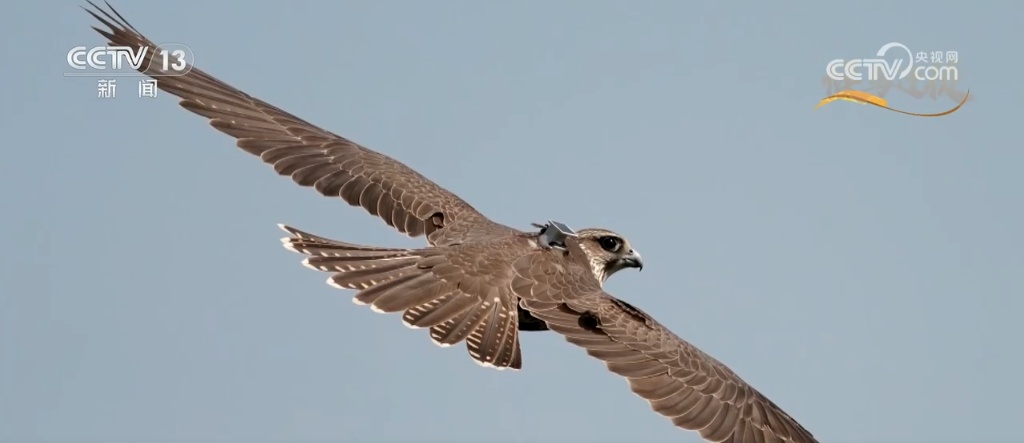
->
[[83, 3, 820, 442]]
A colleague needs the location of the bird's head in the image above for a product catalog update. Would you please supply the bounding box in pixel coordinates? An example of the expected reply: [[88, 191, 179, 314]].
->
[[572, 228, 643, 283]]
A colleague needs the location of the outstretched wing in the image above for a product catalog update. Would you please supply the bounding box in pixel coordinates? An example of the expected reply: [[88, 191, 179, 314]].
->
[[510, 252, 819, 443], [84, 2, 513, 246]]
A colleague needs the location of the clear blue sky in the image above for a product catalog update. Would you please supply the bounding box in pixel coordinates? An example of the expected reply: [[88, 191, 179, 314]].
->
[[2, 1, 1021, 442]]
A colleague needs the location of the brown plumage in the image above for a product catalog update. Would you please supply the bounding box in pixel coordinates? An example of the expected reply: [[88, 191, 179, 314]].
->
[[83, 3, 819, 441], [511, 233, 818, 443]]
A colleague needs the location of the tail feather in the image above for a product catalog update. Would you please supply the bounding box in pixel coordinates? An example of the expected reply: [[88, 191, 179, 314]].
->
[[325, 260, 420, 290], [466, 296, 520, 369], [291, 243, 413, 258], [304, 255, 419, 272], [351, 272, 440, 311], [279, 224, 523, 370], [402, 292, 478, 328], [279, 224, 404, 255], [430, 303, 491, 346]]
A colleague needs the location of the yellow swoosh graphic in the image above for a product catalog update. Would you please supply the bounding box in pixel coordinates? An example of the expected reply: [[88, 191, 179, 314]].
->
[[815, 89, 971, 117]]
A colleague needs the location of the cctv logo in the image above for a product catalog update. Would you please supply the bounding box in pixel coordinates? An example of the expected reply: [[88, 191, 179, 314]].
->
[[826, 42, 914, 82], [67, 46, 148, 70], [64, 43, 193, 77]]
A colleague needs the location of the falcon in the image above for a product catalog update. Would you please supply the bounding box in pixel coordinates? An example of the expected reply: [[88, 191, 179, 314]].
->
[[84, 3, 820, 442]]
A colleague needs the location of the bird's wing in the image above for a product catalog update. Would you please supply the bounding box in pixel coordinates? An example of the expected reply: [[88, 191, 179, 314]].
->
[[509, 252, 819, 443], [84, 2, 513, 246], [280, 224, 533, 370]]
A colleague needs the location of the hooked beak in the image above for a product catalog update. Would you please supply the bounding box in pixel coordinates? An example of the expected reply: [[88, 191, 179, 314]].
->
[[622, 249, 643, 271]]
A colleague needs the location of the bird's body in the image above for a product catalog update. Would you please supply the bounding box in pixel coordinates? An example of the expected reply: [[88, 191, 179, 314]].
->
[[280, 221, 644, 371], [84, 3, 820, 441]]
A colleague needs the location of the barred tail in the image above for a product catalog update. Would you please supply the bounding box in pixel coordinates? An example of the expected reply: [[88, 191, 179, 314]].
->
[[278, 224, 522, 370]]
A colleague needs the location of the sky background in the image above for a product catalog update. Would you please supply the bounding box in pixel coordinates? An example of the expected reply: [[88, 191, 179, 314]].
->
[[2, 1, 1022, 442]]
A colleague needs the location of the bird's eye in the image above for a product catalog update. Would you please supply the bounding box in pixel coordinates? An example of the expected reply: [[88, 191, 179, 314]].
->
[[598, 236, 622, 253]]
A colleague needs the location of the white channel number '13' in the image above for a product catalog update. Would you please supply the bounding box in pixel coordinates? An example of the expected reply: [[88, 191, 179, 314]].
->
[[160, 49, 186, 72]]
